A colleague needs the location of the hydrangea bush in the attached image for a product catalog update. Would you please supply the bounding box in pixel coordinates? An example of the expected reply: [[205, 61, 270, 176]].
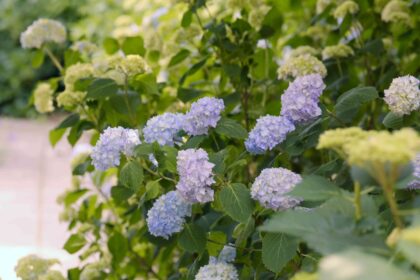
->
[[19, 0, 420, 279]]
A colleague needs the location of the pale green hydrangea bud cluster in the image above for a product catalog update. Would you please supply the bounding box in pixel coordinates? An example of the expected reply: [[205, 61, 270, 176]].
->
[[57, 63, 94, 108], [14, 255, 63, 280], [278, 54, 327, 80], [333, 0, 359, 20], [20, 19, 66, 49], [33, 83, 54, 113], [384, 75, 420, 116], [381, 0, 413, 26], [289, 46, 319, 58], [322, 44, 354, 60]]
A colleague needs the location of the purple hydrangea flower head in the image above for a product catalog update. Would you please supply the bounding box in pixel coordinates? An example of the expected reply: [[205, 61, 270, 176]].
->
[[91, 127, 140, 171], [281, 74, 326, 124], [176, 148, 215, 203], [143, 113, 185, 146], [251, 167, 302, 210], [146, 190, 192, 239], [245, 116, 295, 154], [409, 153, 420, 189], [183, 97, 225, 136], [218, 245, 236, 263], [195, 261, 239, 280]]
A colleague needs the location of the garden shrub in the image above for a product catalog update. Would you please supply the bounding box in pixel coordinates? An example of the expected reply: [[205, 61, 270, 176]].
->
[[17, 0, 420, 279]]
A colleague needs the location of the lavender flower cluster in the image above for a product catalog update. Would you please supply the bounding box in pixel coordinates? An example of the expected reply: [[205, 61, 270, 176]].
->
[[143, 113, 185, 146], [183, 97, 225, 136], [245, 74, 325, 154], [251, 167, 302, 210], [409, 153, 420, 189], [281, 74, 326, 124], [146, 190, 192, 239], [245, 116, 295, 154], [91, 127, 140, 171], [176, 148, 215, 203]]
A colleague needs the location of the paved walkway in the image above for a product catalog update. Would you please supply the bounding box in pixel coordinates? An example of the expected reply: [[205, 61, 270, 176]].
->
[[0, 117, 78, 279]]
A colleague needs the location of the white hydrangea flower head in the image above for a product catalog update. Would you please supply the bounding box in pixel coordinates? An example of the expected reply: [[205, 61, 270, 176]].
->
[[176, 148, 215, 203], [147, 190, 192, 239], [56, 90, 86, 108], [33, 83, 54, 113], [251, 167, 303, 210], [278, 54, 327, 80], [245, 115, 295, 154], [183, 97, 225, 136], [71, 41, 98, 55], [322, 44, 354, 60], [109, 54, 151, 77], [218, 245, 236, 263], [281, 74, 326, 124], [384, 75, 420, 116], [64, 63, 95, 90], [91, 127, 141, 171], [195, 260, 239, 280], [15, 255, 59, 280], [289, 46, 319, 58], [143, 113, 185, 146], [20, 18, 66, 49], [409, 153, 420, 189], [38, 270, 65, 280]]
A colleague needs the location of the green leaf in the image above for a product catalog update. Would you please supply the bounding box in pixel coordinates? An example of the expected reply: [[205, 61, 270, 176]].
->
[[144, 180, 162, 201], [169, 49, 191, 67], [103, 37, 119, 54], [262, 233, 298, 273], [319, 250, 418, 280], [219, 183, 254, 223], [179, 58, 207, 85], [215, 117, 248, 139], [383, 112, 403, 129], [64, 49, 82, 67], [177, 88, 205, 102], [207, 231, 227, 256], [135, 143, 155, 156], [111, 186, 134, 204], [56, 114, 80, 129], [49, 128, 66, 147], [181, 10, 193, 28], [178, 223, 207, 254], [87, 78, 119, 99], [64, 189, 88, 207], [121, 36, 145, 55], [182, 135, 206, 149], [135, 73, 159, 95], [108, 232, 128, 264], [335, 86, 378, 122], [120, 161, 143, 191], [64, 234, 87, 254], [32, 50, 45, 68], [233, 216, 255, 247], [289, 175, 342, 201]]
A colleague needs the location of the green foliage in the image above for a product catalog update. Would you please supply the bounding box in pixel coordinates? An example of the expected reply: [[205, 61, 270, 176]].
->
[[20, 0, 420, 279]]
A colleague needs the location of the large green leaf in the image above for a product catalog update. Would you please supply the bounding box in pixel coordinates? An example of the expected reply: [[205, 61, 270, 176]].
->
[[383, 112, 403, 129], [289, 175, 342, 201], [108, 232, 128, 264], [120, 161, 143, 191], [215, 117, 248, 139], [219, 183, 254, 223], [335, 87, 378, 122], [56, 113, 80, 129], [262, 233, 298, 273], [121, 36, 145, 55], [319, 250, 418, 280], [178, 224, 207, 254], [87, 78, 119, 99], [64, 234, 87, 254], [169, 49, 191, 67]]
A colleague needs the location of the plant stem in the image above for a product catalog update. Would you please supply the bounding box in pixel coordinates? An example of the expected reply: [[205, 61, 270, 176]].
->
[[123, 76, 136, 126], [241, 88, 250, 131], [336, 58, 343, 77], [43, 46, 64, 73], [142, 161, 177, 183], [354, 181, 362, 221]]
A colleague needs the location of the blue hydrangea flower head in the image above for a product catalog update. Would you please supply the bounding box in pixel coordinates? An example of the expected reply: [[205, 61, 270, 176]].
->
[[195, 261, 239, 280], [183, 97, 225, 136], [143, 113, 185, 146], [91, 127, 140, 171], [176, 148, 215, 203], [245, 116, 295, 154], [146, 190, 192, 239], [409, 153, 420, 189], [281, 74, 325, 124], [218, 245, 236, 263], [251, 167, 302, 210]]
